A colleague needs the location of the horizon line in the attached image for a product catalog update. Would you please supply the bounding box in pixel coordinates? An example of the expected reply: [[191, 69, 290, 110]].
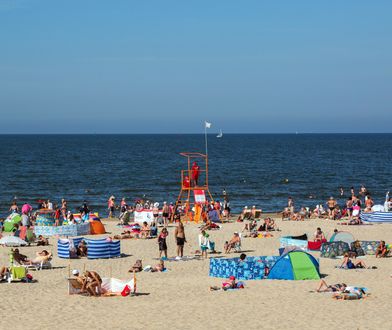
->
[[0, 132, 392, 135]]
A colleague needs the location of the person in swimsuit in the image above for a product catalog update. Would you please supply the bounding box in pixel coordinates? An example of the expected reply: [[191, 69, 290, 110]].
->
[[376, 241, 388, 258], [9, 201, 19, 214], [174, 220, 186, 259], [316, 279, 347, 292], [364, 195, 374, 212], [225, 233, 241, 253], [313, 227, 325, 242], [108, 196, 116, 218], [340, 253, 366, 269], [162, 202, 169, 227], [158, 228, 168, 259], [61, 199, 67, 220], [326, 197, 337, 219], [82, 270, 102, 296]]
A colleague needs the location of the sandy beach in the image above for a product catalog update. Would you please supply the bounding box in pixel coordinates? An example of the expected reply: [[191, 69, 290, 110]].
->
[[0, 215, 391, 330]]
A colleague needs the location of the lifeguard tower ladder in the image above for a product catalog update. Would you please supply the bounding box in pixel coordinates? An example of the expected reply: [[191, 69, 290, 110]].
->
[[174, 152, 214, 222]]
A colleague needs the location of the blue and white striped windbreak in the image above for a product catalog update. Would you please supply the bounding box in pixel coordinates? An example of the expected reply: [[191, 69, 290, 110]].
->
[[57, 237, 121, 259], [360, 212, 392, 223]]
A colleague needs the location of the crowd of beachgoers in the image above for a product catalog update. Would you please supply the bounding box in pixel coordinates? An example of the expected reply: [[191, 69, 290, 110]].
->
[[0, 183, 391, 300]]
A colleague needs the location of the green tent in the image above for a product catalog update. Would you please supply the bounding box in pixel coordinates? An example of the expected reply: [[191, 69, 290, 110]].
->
[[268, 251, 320, 280]]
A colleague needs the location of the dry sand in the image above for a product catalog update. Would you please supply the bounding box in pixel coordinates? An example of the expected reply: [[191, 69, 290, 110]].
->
[[0, 215, 391, 330]]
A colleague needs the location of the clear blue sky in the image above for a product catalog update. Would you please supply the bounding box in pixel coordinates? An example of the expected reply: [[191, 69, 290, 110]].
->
[[1, 0, 391, 133]]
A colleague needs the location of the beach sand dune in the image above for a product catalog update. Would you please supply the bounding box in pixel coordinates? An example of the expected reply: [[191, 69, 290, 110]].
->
[[0, 216, 391, 330]]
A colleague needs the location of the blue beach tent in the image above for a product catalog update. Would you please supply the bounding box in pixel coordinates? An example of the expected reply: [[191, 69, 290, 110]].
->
[[268, 251, 320, 280]]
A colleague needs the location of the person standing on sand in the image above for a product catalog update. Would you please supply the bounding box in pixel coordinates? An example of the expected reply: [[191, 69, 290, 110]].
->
[[174, 220, 186, 259], [108, 196, 116, 218], [61, 199, 67, 220], [162, 202, 169, 227], [287, 197, 293, 213], [327, 197, 337, 219], [158, 227, 168, 259]]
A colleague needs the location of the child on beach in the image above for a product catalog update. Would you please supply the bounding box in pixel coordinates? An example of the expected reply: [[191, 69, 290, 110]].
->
[[158, 228, 168, 259]]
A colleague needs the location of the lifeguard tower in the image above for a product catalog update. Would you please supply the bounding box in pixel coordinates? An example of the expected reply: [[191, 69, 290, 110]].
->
[[174, 152, 214, 222]]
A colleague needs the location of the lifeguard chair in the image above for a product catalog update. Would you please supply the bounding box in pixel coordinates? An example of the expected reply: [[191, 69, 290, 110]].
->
[[174, 152, 214, 222]]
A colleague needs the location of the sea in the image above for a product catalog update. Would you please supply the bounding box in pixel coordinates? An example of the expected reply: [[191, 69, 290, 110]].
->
[[0, 134, 391, 218]]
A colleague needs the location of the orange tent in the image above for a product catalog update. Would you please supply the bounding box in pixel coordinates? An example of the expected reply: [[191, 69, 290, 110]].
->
[[89, 220, 106, 235]]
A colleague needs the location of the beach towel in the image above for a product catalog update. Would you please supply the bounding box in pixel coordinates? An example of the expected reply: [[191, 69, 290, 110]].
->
[[11, 266, 26, 280]]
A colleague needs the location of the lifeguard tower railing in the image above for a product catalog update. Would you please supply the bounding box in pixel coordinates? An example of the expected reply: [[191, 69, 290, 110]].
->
[[174, 152, 214, 221]]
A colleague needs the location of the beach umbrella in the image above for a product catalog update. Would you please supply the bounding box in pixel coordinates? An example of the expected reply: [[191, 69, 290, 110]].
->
[[21, 204, 32, 214], [0, 236, 27, 247]]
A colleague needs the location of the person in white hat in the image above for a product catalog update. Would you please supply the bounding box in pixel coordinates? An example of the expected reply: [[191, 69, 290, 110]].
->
[[108, 196, 116, 218], [71, 269, 85, 289]]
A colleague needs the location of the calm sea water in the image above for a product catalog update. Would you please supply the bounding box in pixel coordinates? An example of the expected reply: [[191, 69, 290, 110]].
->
[[0, 134, 391, 218]]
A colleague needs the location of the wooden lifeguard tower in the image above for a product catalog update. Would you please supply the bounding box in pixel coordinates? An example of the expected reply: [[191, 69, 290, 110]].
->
[[174, 152, 214, 222]]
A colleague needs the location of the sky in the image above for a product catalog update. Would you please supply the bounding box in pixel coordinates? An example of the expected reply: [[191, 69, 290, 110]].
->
[[0, 0, 391, 133]]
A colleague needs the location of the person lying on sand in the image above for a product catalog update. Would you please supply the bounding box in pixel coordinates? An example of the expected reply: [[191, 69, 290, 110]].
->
[[81, 270, 102, 297], [148, 260, 165, 272], [340, 253, 366, 269], [114, 230, 133, 239], [129, 259, 143, 273], [316, 279, 347, 292], [210, 276, 245, 291], [376, 241, 388, 258]]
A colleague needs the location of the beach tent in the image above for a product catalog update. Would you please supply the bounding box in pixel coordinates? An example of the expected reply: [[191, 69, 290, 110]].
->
[[329, 231, 355, 245], [268, 251, 320, 280], [320, 241, 350, 258], [89, 218, 106, 235], [3, 214, 22, 232]]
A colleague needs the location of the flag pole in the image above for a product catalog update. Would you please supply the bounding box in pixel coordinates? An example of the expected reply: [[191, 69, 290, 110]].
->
[[204, 121, 208, 156]]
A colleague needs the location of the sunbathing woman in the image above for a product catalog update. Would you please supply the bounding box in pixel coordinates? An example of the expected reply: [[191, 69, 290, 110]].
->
[[340, 253, 366, 269], [26, 250, 52, 265], [151, 260, 165, 272], [376, 241, 388, 258], [316, 279, 347, 292], [114, 230, 133, 239]]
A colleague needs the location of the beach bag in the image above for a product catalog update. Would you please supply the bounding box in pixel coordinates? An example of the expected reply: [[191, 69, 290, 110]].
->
[[121, 285, 131, 296]]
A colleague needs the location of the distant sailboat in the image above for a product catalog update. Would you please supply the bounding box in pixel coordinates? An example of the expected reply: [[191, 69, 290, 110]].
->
[[217, 129, 223, 138]]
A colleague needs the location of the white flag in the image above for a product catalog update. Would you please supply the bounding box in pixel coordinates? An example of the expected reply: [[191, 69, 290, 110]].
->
[[205, 121, 211, 129]]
